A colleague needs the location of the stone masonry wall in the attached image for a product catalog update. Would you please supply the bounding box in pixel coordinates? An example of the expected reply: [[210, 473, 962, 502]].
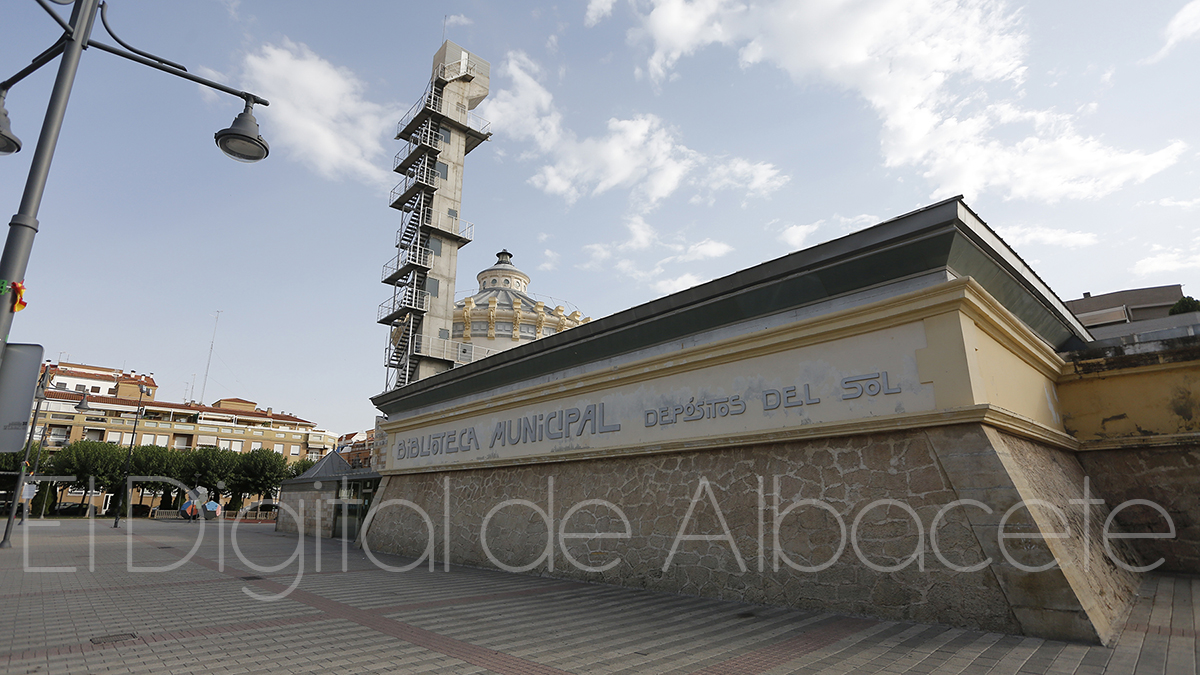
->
[[979, 429, 1140, 644], [1077, 445, 1200, 574], [276, 482, 337, 538], [366, 426, 1037, 634]]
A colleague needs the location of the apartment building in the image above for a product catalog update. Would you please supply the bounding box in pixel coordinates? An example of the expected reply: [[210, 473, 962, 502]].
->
[[35, 362, 336, 461]]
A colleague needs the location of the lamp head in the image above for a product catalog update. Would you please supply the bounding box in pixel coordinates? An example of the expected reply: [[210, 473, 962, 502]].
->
[[75, 394, 92, 412], [215, 102, 269, 163], [0, 91, 21, 156]]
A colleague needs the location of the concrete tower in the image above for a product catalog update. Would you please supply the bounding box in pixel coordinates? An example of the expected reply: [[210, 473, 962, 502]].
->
[[379, 41, 492, 390]]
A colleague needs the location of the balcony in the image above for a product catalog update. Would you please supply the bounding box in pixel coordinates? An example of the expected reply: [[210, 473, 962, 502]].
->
[[382, 245, 434, 285], [396, 87, 491, 150], [393, 124, 442, 175], [435, 59, 481, 83], [388, 164, 440, 211], [426, 212, 474, 244], [377, 288, 431, 325]]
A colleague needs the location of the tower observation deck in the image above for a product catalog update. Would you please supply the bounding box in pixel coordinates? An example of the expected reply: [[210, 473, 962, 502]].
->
[[380, 41, 492, 391]]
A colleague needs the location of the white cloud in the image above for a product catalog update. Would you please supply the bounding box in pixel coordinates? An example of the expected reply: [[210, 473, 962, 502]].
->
[[193, 65, 225, 104], [445, 14, 473, 28], [620, 215, 659, 250], [1145, 0, 1200, 63], [539, 249, 561, 271], [585, 0, 617, 27], [480, 52, 785, 209], [1149, 197, 1200, 209], [779, 223, 820, 249], [653, 273, 703, 295], [1132, 250, 1200, 276], [677, 238, 733, 261], [615, 0, 1184, 203], [694, 158, 789, 205], [242, 40, 397, 188], [995, 224, 1098, 248]]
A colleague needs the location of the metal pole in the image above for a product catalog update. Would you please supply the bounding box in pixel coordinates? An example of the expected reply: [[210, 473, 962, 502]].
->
[[0, 366, 50, 547], [113, 385, 145, 528], [0, 0, 98, 368]]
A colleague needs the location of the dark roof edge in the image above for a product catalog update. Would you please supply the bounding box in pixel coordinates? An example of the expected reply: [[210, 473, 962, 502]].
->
[[372, 197, 1086, 412]]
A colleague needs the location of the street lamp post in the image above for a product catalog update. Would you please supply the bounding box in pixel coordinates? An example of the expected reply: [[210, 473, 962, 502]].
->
[[113, 383, 148, 529], [0, 0, 269, 373]]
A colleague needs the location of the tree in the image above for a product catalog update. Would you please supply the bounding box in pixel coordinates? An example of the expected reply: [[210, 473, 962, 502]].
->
[[184, 446, 240, 500], [0, 442, 49, 492], [229, 448, 290, 509], [52, 441, 124, 499], [1168, 295, 1200, 315], [130, 445, 178, 507], [287, 458, 316, 480]]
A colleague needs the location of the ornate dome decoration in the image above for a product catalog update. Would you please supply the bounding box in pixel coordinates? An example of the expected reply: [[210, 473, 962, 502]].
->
[[453, 250, 588, 347]]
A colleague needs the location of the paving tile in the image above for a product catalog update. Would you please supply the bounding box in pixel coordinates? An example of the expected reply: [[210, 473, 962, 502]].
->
[[2, 520, 1195, 674]]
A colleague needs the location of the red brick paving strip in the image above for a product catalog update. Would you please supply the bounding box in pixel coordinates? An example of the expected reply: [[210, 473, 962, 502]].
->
[[688, 617, 878, 675]]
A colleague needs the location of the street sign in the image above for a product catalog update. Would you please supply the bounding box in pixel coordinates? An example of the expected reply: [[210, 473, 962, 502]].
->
[[0, 344, 43, 453]]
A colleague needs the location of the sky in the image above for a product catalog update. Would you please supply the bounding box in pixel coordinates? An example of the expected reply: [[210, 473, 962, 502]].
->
[[2, 0, 1198, 436]]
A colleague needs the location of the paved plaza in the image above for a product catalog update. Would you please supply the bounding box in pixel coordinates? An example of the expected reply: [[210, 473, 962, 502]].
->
[[0, 519, 1195, 674]]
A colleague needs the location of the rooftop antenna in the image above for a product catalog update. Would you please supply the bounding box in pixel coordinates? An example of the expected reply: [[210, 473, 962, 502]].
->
[[443, 15, 448, 41], [199, 311, 221, 405]]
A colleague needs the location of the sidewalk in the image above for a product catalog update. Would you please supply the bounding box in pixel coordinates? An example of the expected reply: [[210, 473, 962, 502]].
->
[[0, 519, 1194, 674]]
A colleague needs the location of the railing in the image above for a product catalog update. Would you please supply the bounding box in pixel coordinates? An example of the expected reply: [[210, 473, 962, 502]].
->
[[398, 91, 443, 137], [464, 111, 491, 135], [428, 213, 474, 241], [388, 165, 440, 206], [396, 86, 491, 138], [381, 245, 434, 282], [436, 59, 482, 82], [411, 335, 499, 365], [377, 288, 430, 321], [392, 124, 442, 171]]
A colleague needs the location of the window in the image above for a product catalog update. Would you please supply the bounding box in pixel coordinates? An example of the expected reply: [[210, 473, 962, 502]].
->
[[251, 441, 262, 450], [438, 126, 451, 144], [75, 384, 86, 392], [439, 328, 450, 339], [428, 238, 442, 256], [436, 161, 449, 180], [290, 446, 299, 456], [292, 434, 302, 440], [447, 208, 458, 218], [253, 430, 264, 436], [273, 443, 283, 453], [108, 387, 116, 395], [427, 277, 439, 298], [90, 386, 100, 393], [231, 440, 243, 452]]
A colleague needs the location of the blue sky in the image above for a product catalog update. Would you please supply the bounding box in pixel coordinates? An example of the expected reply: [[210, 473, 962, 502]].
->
[[2, 0, 1198, 435]]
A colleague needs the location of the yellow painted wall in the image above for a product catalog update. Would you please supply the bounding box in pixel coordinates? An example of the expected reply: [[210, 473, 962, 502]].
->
[[1058, 362, 1200, 443]]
